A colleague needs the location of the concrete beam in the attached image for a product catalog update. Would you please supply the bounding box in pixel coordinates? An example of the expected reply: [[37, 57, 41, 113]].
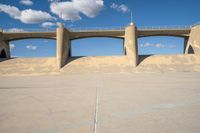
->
[[70, 30, 125, 40], [138, 29, 190, 38], [3, 32, 56, 41], [56, 23, 70, 69], [124, 23, 138, 67]]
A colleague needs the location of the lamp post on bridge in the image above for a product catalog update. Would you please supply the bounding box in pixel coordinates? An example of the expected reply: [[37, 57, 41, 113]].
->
[[130, 11, 134, 26]]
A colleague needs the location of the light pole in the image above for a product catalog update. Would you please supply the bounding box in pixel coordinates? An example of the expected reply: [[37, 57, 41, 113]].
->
[[130, 11, 134, 25]]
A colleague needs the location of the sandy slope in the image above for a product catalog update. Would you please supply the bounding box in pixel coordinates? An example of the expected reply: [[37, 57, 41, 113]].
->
[[0, 55, 200, 76]]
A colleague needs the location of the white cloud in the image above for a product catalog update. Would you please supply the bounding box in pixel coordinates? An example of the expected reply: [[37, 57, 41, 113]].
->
[[0, 3, 55, 24], [111, 3, 129, 13], [50, 2, 80, 21], [26, 45, 37, 50], [73, 0, 104, 18], [140, 43, 165, 48], [48, 0, 60, 3], [19, 0, 33, 6], [140, 42, 177, 49], [20, 9, 55, 24], [0, 4, 21, 18], [6, 28, 25, 32], [41, 22, 57, 28], [10, 44, 15, 50], [50, 0, 104, 21]]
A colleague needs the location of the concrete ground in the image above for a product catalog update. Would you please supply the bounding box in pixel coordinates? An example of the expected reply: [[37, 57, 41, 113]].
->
[[0, 73, 200, 133]]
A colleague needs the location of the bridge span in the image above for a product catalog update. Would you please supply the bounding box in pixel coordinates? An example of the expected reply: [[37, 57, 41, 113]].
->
[[0, 23, 200, 69], [3, 32, 56, 41]]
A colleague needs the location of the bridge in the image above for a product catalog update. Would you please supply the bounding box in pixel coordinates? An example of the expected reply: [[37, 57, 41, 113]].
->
[[0, 22, 200, 69], [2, 32, 56, 41]]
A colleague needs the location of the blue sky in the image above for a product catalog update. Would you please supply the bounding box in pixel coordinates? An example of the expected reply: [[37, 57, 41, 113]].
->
[[0, 0, 200, 57]]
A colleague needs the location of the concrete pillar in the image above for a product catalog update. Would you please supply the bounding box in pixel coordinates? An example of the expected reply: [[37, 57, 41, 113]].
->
[[185, 25, 200, 54], [183, 37, 189, 54], [56, 23, 70, 69], [0, 32, 10, 58], [124, 23, 138, 67]]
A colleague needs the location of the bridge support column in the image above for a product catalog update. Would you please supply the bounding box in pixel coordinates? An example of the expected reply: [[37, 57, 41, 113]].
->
[[56, 23, 70, 69], [124, 23, 138, 67], [183, 37, 189, 54], [185, 25, 200, 54], [0, 32, 10, 58]]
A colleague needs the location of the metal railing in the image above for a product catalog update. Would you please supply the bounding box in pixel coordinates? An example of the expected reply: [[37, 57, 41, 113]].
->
[[192, 21, 200, 27], [2, 28, 56, 33], [1, 23, 200, 33], [69, 26, 125, 32], [137, 25, 192, 30]]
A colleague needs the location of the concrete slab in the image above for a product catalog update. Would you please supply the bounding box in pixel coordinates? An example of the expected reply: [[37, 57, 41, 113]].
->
[[0, 73, 200, 133]]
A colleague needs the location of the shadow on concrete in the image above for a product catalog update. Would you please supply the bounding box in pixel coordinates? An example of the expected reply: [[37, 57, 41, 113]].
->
[[64, 56, 84, 66], [188, 45, 195, 54], [0, 49, 6, 58], [138, 55, 153, 65], [0, 57, 17, 63]]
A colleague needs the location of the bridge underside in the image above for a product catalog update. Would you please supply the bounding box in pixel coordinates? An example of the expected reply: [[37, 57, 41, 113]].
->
[[137, 29, 190, 38], [3, 32, 56, 41], [70, 30, 125, 40]]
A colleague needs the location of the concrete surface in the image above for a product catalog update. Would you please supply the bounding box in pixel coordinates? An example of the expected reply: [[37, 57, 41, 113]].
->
[[0, 73, 200, 133], [186, 25, 200, 54]]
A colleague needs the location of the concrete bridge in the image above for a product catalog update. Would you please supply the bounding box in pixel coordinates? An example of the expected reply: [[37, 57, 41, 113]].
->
[[0, 22, 200, 69]]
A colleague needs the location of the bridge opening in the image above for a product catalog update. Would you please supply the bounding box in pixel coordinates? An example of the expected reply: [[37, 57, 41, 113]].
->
[[0, 49, 6, 58], [71, 38, 124, 57], [138, 36, 185, 55], [9, 39, 56, 58]]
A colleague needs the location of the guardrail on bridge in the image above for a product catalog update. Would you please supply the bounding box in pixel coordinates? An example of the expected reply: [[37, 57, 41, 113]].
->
[[1, 23, 200, 33]]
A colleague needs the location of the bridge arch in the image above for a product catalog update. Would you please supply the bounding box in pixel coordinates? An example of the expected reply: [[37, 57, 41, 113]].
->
[[9, 39, 56, 58], [7, 37, 56, 42], [138, 34, 187, 38], [71, 37, 125, 57], [138, 35, 185, 39], [137, 28, 191, 39], [3, 32, 56, 42], [70, 36, 124, 41], [138, 36, 185, 55], [70, 30, 125, 41]]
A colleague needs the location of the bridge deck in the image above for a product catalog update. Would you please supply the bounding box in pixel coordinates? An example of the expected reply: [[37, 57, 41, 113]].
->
[[2, 32, 56, 41], [1, 27, 192, 41], [137, 29, 191, 38]]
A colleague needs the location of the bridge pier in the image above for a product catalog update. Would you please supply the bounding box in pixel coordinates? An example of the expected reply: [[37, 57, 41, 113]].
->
[[0, 32, 10, 58], [183, 37, 189, 54], [56, 23, 71, 69], [124, 23, 138, 67], [185, 25, 200, 54]]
